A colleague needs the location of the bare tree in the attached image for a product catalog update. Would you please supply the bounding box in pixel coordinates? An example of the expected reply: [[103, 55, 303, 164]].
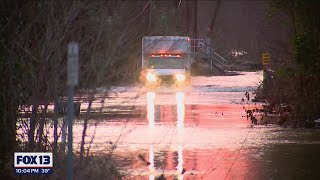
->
[[1, 0, 151, 178]]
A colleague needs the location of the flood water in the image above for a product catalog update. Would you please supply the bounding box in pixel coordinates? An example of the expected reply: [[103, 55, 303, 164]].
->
[[19, 71, 320, 179]]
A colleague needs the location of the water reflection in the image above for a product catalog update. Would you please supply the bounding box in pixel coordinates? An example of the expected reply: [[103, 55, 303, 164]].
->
[[176, 92, 185, 180], [146, 92, 185, 179], [147, 92, 155, 129], [146, 92, 155, 179], [17, 72, 320, 179], [176, 92, 185, 132], [176, 144, 184, 180], [149, 145, 155, 180]]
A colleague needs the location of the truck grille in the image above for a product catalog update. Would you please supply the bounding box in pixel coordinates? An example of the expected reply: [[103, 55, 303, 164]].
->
[[158, 75, 175, 84]]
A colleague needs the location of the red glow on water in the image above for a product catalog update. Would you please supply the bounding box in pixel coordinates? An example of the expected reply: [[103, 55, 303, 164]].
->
[[15, 72, 265, 179]]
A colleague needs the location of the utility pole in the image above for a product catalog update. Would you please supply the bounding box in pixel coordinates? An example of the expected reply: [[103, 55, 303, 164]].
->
[[209, 0, 222, 32], [186, 0, 190, 35], [149, 0, 152, 29], [193, 0, 197, 39]]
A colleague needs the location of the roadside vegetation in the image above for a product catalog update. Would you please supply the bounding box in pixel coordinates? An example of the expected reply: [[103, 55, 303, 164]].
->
[[0, 0, 150, 178], [255, 0, 320, 127]]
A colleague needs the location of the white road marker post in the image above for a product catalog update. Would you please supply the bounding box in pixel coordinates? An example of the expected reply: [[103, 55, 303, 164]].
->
[[67, 42, 79, 180]]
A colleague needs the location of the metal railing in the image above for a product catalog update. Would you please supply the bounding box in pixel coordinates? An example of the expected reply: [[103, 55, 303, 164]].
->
[[191, 38, 228, 69]]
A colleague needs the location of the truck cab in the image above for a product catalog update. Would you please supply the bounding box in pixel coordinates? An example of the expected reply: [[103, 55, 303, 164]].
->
[[146, 54, 187, 85]]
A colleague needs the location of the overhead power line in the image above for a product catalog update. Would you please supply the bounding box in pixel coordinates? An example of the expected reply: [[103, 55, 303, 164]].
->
[[128, 0, 151, 24]]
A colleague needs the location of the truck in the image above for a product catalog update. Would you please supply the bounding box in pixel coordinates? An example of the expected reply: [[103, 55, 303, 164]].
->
[[141, 36, 192, 87]]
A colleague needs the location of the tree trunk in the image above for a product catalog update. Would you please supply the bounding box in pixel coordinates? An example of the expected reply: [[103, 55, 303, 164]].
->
[[80, 94, 94, 161], [0, 103, 17, 177], [38, 104, 48, 151], [29, 102, 38, 151], [53, 99, 58, 155]]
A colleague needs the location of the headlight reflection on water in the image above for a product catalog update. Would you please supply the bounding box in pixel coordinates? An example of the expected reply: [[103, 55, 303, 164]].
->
[[176, 92, 185, 180], [147, 92, 155, 129], [176, 144, 184, 180], [176, 92, 185, 132], [146, 91, 185, 180], [146, 92, 155, 180], [149, 145, 155, 180]]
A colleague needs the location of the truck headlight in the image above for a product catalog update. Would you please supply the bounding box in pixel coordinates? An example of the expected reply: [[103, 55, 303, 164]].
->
[[175, 74, 185, 82], [146, 72, 156, 82]]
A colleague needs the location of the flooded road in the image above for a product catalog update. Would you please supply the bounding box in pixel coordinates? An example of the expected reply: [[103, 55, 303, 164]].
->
[[20, 71, 320, 179], [73, 71, 320, 179]]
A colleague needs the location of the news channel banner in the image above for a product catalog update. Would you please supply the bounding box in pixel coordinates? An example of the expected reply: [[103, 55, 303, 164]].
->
[[14, 152, 53, 175]]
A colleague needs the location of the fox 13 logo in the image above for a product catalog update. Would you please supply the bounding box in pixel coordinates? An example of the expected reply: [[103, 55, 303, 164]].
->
[[14, 152, 53, 175]]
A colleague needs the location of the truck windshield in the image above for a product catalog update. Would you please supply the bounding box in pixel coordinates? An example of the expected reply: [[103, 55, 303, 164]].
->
[[148, 57, 184, 69]]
